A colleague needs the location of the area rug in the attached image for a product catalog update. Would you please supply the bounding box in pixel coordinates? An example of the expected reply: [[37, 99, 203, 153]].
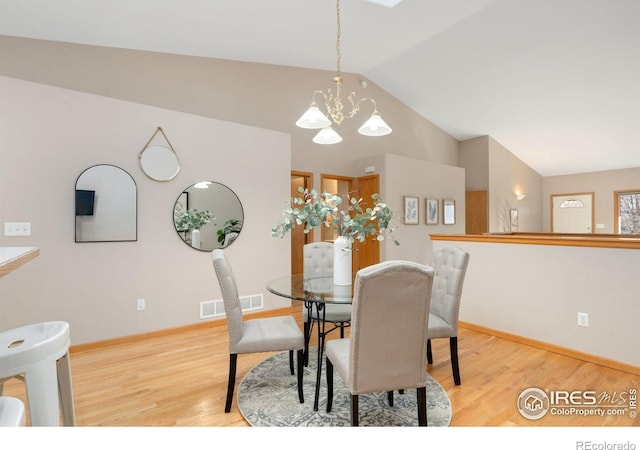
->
[[238, 349, 451, 427]]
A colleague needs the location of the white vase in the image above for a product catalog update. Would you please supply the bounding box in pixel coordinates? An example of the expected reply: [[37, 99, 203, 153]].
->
[[191, 229, 201, 249], [333, 236, 352, 286]]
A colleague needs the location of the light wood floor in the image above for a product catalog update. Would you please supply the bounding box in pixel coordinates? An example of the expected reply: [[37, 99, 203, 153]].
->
[[3, 308, 639, 427]]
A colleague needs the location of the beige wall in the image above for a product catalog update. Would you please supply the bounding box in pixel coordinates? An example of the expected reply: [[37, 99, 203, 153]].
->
[[0, 36, 461, 344], [0, 76, 292, 344], [433, 239, 640, 367], [353, 154, 466, 264], [0, 36, 459, 179], [459, 136, 489, 191], [543, 167, 640, 233], [459, 136, 543, 233], [488, 137, 543, 233], [2, 36, 636, 349]]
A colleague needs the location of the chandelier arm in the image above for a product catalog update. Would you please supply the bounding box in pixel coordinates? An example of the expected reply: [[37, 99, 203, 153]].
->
[[310, 90, 328, 105], [353, 97, 378, 115]]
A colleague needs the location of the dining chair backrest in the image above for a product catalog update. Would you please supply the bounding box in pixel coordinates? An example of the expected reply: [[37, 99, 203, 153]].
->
[[303, 242, 333, 278], [348, 260, 434, 394], [430, 246, 470, 336], [212, 249, 244, 352]]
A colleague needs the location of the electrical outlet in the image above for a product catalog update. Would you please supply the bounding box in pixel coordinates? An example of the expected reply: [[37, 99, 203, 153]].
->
[[577, 312, 589, 327], [136, 298, 145, 311]]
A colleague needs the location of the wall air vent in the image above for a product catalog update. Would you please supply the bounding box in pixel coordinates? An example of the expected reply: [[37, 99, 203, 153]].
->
[[199, 293, 264, 320]]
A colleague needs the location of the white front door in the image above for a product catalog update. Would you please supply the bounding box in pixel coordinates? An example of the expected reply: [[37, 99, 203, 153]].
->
[[551, 193, 594, 233]]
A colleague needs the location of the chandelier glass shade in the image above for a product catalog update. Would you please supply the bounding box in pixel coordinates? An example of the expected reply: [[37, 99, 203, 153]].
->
[[296, 0, 392, 144], [295, 103, 332, 129], [312, 126, 343, 145]]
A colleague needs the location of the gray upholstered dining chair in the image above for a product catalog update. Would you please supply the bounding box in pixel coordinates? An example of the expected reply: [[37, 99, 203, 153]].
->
[[325, 260, 434, 426], [426, 246, 470, 385], [211, 249, 304, 412], [302, 241, 351, 365]]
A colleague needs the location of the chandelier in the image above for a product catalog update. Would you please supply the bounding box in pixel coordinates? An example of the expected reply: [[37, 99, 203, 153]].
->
[[295, 0, 392, 145]]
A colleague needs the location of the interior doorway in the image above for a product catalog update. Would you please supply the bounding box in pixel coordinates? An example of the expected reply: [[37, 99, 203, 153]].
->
[[551, 192, 594, 233], [290, 172, 382, 279], [290, 171, 314, 276], [321, 173, 381, 279], [465, 190, 488, 234], [320, 175, 354, 242], [354, 174, 381, 272]]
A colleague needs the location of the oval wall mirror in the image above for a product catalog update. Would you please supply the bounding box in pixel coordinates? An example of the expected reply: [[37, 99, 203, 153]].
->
[[139, 144, 180, 181], [75, 164, 137, 242], [173, 181, 244, 251]]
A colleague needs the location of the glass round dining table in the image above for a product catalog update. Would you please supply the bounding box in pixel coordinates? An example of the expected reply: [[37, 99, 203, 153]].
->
[[267, 275, 353, 411], [267, 274, 353, 304]]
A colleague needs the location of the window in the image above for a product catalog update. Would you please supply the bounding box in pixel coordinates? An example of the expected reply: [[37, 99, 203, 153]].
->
[[615, 190, 640, 234], [560, 199, 584, 208]]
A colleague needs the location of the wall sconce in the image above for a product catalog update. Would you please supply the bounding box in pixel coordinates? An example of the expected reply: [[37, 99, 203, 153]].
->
[[515, 192, 526, 201]]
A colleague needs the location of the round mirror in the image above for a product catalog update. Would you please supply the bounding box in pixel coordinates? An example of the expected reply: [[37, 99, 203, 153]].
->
[[173, 181, 244, 251], [139, 144, 180, 181]]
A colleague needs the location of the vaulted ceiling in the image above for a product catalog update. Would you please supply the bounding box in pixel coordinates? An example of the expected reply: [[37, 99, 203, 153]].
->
[[1, 0, 638, 176]]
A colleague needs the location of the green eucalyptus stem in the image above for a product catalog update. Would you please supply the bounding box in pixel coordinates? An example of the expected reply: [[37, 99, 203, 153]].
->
[[176, 209, 213, 232], [272, 187, 399, 245]]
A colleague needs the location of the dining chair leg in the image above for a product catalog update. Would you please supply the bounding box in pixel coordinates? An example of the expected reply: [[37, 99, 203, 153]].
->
[[387, 391, 394, 406], [296, 349, 304, 404], [351, 395, 359, 426], [339, 323, 345, 339], [450, 336, 461, 385], [289, 350, 294, 375], [225, 353, 238, 413], [427, 339, 433, 364], [326, 358, 334, 412], [417, 386, 428, 426]]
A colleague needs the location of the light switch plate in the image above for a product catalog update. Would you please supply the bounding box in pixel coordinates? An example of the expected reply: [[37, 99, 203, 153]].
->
[[4, 222, 31, 236]]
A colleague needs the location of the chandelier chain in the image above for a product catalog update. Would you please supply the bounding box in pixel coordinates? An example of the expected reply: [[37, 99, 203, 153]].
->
[[335, 0, 341, 76]]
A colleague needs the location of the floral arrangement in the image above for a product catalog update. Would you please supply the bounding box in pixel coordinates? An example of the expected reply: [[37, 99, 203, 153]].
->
[[175, 209, 213, 232], [272, 187, 399, 245]]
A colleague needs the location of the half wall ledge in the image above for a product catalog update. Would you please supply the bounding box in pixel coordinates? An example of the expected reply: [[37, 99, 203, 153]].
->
[[430, 232, 640, 250]]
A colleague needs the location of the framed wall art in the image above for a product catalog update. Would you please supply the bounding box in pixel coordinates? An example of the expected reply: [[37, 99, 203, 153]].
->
[[510, 208, 519, 232], [425, 198, 438, 225], [404, 196, 419, 225], [443, 198, 456, 225]]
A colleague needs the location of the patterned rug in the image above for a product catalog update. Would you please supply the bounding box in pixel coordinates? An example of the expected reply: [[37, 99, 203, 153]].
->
[[238, 349, 452, 427]]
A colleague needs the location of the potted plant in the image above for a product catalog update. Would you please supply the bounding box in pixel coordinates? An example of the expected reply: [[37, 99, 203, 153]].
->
[[175, 209, 213, 248], [217, 218, 242, 246], [272, 187, 398, 285]]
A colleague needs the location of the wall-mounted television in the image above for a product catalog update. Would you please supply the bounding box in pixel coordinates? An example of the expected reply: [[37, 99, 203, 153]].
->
[[75, 190, 95, 216]]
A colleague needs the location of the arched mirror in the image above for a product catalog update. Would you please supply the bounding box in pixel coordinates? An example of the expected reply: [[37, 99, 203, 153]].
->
[[139, 144, 180, 181], [173, 181, 244, 251], [75, 164, 137, 242]]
